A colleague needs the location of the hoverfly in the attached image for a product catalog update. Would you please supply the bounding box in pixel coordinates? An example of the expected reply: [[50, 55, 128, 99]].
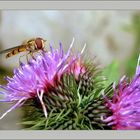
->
[[0, 37, 47, 61]]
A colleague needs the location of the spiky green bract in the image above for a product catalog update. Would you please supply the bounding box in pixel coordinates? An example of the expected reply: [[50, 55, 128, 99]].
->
[[20, 60, 112, 130]]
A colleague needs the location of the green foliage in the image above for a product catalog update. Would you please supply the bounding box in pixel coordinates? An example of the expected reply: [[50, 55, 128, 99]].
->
[[125, 53, 139, 77], [20, 62, 112, 130], [102, 61, 120, 86], [123, 13, 140, 77], [0, 67, 12, 84], [0, 67, 13, 99]]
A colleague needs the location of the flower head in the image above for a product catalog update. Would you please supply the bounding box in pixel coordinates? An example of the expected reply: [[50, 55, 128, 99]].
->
[[103, 56, 140, 130], [0, 38, 86, 119]]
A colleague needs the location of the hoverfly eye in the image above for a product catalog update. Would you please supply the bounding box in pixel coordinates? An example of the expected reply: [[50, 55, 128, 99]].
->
[[35, 38, 43, 50]]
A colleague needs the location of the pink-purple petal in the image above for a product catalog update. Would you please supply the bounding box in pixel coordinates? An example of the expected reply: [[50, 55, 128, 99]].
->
[[104, 59, 140, 130], [0, 41, 85, 119]]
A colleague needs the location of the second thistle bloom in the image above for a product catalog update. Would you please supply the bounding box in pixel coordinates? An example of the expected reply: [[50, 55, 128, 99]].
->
[[0, 39, 85, 119], [103, 57, 140, 130]]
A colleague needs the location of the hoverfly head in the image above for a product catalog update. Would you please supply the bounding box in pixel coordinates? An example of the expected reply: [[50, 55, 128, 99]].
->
[[35, 37, 46, 50]]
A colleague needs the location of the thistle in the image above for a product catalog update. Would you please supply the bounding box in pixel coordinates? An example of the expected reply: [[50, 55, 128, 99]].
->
[[102, 56, 140, 130], [0, 38, 111, 130]]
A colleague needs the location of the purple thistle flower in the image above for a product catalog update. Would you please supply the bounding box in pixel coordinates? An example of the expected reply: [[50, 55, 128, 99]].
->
[[0, 38, 86, 119], [102, 56, 140, 130]]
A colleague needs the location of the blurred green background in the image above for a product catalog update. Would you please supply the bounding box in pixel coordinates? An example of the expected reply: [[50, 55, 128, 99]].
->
[[0, 10, 140, 129]]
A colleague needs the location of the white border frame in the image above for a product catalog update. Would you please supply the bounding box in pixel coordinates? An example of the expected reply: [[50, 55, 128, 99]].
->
[[0, 1, 139, 10], [0, 130, 140, 139], [0, 1, 140, 139]]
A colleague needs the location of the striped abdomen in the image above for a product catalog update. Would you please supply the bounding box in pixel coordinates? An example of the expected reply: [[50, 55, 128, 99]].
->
[[0, 37, 46, 59], [6, 46, 26, 58]]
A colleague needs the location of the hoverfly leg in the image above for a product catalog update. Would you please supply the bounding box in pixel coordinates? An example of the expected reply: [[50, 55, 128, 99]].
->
[[30, 52, 36, 61], [40, 48, 47, 56], [26, 52, 31, 63], [19, 52, 31, 65], [19, 53, 26, 65], [38, 50, 43, 56]]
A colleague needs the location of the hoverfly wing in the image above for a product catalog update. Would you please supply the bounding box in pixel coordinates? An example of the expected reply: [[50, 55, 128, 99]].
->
[[0, 45, 22, 54]]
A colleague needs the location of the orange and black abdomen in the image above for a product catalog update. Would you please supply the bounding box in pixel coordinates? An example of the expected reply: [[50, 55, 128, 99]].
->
[[1, 37, 46, 58], [6, 46, 26, 58]]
